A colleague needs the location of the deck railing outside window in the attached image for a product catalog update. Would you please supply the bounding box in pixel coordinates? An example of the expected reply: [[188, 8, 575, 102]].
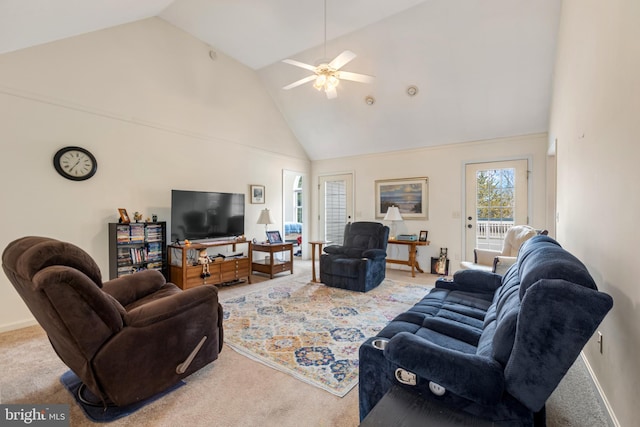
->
[[476, 220, 514, 251]]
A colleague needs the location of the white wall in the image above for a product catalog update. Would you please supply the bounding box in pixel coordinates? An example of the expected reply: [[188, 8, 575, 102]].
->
[[0, 18, 310, 331], [311, 133, 549, 273], [549, 1, 640, 425]]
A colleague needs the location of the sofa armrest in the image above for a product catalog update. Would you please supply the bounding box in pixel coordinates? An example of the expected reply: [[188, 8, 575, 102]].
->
[[475, 248, 501, 266], [436, 269, 502, 293], [124, 285, 219, 327], [323, 245, 345, 255], [494, 256, 517, 275], [362, 248, 387, 260], [102, 269, 166, 307], [385, 332, 504, 405]]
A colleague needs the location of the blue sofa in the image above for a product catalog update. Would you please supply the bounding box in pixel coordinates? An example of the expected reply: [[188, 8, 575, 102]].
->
[[359, 235, 613, 426], [320, 222, 389, 292]]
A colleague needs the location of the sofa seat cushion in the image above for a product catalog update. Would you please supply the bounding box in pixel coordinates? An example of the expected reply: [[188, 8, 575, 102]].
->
[[377, 288, 494, 352]]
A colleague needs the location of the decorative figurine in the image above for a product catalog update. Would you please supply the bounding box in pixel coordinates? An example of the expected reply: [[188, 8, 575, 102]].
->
[[198, 249, 211, 279]]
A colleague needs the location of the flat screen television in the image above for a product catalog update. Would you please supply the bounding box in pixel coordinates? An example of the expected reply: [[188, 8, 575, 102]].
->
[[171, 190, 245, 243]]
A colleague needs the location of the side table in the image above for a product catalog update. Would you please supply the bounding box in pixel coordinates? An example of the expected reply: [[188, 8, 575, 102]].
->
[[309, 241, 331, 283], [360, 385, 498, 426], [386, 240, 429, 277], [251, 242, 293, 279]]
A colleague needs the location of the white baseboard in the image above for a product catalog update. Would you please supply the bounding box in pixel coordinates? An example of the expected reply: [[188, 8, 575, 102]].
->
[[0, 318, 37, 334], [580, 352, 620, 427]]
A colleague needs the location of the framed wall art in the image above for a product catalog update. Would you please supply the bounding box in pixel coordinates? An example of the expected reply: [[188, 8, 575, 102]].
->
[[250, 185, 265, 204], [375, 177, 428, 219]]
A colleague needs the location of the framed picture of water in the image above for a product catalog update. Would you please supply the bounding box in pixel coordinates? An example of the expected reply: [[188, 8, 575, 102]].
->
[[375, 177, 428, 219]]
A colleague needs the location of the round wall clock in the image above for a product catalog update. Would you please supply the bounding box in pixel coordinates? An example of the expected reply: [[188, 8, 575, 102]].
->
[[53, 146, 98, 181]]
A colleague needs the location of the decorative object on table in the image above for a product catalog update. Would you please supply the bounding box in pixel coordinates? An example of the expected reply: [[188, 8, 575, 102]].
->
[[152, 214, 158, 222], [198, 248, 211, 279], [117, 208, 130, 224], [53, 146, 98, 181], [222, 278, 432, 397], [250, 184, 265, 204], [383, 206, 403, 239], [266, 230, 283, 244], [419, 230, 428, 242], [256, 208, 274, 235], [396, 234, 418, 241], [133, 211, 142, 223], [375, 177, 428, 219], [431, 247, 449, 276]]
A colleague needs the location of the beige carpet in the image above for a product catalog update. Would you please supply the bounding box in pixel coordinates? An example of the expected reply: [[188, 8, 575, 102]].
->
[[0, 261, 613, 426]]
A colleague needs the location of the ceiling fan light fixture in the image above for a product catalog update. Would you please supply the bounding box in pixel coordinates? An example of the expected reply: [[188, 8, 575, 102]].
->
[[326, 74, 340, 90], [313, 74, 327, 91], [281, 0, 374, 99]]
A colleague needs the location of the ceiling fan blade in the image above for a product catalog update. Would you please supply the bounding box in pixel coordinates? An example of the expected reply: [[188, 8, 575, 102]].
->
[[282, 75, 317, 90], [328, 50, 356, 70], [337, 71, 375, 84], [325, 87, 338, 99], [282, 59, 317, 72]]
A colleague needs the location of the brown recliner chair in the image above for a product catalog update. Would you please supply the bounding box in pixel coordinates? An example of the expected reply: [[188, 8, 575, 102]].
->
[[2, 236, 223, 407]]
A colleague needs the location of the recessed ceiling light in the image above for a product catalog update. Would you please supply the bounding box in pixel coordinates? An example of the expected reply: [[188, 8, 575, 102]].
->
[[407, 86, 418, 96]]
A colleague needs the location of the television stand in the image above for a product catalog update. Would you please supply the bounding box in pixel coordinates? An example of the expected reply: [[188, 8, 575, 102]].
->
[[168, 240, 251, 289]]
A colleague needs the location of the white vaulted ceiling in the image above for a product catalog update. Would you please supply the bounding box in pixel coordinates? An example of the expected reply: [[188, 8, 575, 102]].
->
[[0, 0, 561, 160]]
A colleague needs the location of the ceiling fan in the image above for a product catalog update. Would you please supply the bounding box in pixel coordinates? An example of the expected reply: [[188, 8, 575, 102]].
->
[[281, 1, 374, 99]]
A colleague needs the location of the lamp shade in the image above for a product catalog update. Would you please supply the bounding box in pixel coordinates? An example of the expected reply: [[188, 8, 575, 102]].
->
[[384, 206, 403, 221], [256, 208, 274, 225]]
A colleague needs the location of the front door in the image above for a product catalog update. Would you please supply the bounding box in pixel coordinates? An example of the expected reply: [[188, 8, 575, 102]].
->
[[465, 160, 528, 261]]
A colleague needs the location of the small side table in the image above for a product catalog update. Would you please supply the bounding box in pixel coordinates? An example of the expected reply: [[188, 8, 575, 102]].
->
[[361, 385, 497, 426], [309, 241, 331, 283], [251, 243, 294, 279]]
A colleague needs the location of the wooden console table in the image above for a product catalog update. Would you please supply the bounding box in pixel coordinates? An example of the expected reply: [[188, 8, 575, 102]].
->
[[251, 242, 294, 278], [386, 239, 429, 277], [168, 240, 251, 289]]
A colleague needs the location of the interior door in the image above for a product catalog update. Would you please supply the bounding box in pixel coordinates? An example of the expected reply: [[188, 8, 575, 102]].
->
[[283, 169, 307, 258], [318, 173, 354, 245], [465, 160, 528, 261]]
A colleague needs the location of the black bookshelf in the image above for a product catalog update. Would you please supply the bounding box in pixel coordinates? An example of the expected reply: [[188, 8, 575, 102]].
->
[[108, 222, 167, 280]]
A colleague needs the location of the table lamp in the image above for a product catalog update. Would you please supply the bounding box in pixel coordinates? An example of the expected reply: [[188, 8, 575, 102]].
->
[[256, 208, 274, 237], [384, 206, 403, 239]]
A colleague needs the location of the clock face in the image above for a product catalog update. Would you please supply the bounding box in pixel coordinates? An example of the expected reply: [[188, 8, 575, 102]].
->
[[53, 146, 98, 181]]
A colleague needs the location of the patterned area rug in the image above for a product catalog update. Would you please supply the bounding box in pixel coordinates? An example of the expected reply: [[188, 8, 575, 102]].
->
[[222, 278, 432, 397]]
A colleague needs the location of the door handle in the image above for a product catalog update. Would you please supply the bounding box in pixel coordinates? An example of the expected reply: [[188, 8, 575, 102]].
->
[[467, 224, 472, 228]]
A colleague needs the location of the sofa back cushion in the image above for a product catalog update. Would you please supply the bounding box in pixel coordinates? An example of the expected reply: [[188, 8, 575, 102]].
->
[[517, 235, 596, 299], [476, 264, 521, 364], [343, 222, 389, 251]]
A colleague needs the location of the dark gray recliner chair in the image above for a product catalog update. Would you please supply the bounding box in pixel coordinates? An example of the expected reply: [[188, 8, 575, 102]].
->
[[2, 236, 223, 407], [319, 222, 389, 292]]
